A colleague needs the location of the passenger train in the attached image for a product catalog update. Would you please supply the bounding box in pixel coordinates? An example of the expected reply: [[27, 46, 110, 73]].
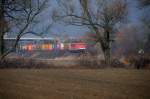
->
[[4, 38, 87, 52]]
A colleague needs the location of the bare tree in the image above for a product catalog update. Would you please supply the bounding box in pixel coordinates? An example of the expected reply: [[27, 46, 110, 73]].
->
[[140, 0, 150, 7], [53, 0, 127, 64], [0, 0, 52, 59]]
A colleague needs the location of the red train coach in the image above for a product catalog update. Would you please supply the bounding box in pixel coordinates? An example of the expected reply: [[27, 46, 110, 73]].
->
[[69, 42, 87, 51]]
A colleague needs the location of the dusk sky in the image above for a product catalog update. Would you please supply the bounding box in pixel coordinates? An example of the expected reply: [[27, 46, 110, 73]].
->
[[8, 0, 149, 38]]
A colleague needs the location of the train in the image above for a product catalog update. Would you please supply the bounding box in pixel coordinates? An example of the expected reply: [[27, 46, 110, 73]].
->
[[4, 38, 87, 52]]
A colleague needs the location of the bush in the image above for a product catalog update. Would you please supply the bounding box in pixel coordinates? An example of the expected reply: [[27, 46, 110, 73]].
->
[[0, 58, 52, 69]]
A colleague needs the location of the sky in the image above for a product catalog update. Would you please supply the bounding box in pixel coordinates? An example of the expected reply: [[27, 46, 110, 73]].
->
[[7, 0, 147, 38], [17, 0, 88, 38], [49, 0, 143, 37]]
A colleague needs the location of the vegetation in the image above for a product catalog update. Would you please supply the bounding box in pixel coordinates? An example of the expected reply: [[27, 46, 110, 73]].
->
[[0, 1, 149, 99], [53, 0, 128, 64], [0, 0, 51, 60]]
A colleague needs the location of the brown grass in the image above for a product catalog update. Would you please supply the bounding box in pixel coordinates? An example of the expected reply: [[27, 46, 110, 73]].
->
[[0, 69, 150, 99]]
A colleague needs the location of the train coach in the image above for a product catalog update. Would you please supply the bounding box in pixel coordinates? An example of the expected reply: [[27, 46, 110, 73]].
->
[[4, 38, 87, 52]]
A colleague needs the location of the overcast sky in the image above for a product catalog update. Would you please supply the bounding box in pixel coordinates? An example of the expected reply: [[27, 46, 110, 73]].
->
[[13, 0, 149, 38]]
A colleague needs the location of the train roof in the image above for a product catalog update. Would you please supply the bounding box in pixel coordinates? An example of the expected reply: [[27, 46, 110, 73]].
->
[[4, 37, 54, 40]]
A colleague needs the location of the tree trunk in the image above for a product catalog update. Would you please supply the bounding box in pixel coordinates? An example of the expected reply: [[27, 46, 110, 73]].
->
[[0, 35, 5, 55], [104, 48, 111, 64], [103, 28, 112, 64], [99, 40, 111, 64], [0, 0, 6, 56]]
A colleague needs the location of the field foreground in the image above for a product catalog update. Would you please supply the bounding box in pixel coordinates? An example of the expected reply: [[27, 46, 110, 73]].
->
[[0, 69, 150, 99]]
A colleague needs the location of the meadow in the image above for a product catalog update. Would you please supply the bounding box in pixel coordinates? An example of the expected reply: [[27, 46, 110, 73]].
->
[[0, 69, 150, 99]]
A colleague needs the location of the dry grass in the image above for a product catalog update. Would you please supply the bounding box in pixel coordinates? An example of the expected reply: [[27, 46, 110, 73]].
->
[[0, 69, 150, 99]]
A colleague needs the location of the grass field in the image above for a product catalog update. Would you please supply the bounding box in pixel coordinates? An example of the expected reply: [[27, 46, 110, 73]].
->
[[0, 69, 150, 99]]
